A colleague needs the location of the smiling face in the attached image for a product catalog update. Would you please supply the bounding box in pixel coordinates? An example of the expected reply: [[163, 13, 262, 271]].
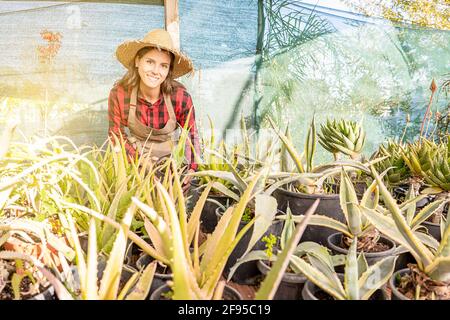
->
[[135, 47, 172, 91]]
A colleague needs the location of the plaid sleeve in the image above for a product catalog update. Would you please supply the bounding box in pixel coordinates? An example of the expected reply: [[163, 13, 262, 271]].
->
[[107, 86, 136, 159], [177, 89, 200, 171]]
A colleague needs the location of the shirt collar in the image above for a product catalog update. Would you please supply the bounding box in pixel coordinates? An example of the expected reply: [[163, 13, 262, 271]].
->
[[137, 92, 163, 106]]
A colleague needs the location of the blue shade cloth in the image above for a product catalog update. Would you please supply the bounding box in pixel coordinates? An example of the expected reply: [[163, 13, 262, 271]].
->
[[0, 1, 448, 154]]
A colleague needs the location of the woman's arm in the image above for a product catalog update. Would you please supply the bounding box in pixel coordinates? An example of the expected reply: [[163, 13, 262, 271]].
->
[[177, 90, 200, 171], [107, 87, 137, 159]]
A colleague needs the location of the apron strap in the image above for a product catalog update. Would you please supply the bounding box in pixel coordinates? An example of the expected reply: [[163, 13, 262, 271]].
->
[[163, 93, 176, 121], [131, 85, 176, 122]]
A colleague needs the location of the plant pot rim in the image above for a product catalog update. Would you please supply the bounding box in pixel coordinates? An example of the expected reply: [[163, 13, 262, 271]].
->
[[303, 273, 387, 300], [136, 254, 172, 279], [149, 283, 243, 300], [191, 181, 237, 199], [257, 260, 307, 284], [302, 273, 344, 300], [215, 206, 249, 226], [275, 186, 340, 199], [327, 232, 396, 257], [422, 220, 440, 227]]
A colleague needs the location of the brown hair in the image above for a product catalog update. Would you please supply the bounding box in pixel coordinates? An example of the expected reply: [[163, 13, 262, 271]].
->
[[116, 46, 177, 95]]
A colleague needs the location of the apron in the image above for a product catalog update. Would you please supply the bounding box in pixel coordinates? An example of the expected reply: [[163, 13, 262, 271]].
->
[[127, 85, 180, 163]]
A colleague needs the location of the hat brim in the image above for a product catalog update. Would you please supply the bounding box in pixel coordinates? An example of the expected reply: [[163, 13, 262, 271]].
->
[[116, 40, 194, 79]]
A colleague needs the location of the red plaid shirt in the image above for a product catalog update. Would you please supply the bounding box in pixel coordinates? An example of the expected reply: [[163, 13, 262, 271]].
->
[[108, 83, 200, 170]]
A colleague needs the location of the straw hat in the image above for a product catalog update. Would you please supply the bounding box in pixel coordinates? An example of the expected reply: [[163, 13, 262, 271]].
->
[[116, 29, 193, 79]]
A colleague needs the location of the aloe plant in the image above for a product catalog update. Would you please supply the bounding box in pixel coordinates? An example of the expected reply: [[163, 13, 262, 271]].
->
[[227, 207, 345, 281], [255, 199, 320, 300], [268, 115, 374, 194], [359, 166, 450, 299], [318, 118, 366, 160], [0, 208, 156, 300], [372, 140, 411, 186], [291, 238, 396, 300], [191, 116, 240, 190], [282, 168, 384, 252], [130, 161, 281, 299], [401, 138, 441, 187]]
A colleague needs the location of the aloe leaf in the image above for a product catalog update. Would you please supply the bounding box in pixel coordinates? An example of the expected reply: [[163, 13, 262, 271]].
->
[[206, 149, 247, 192], [414, 231, 440, 251], [357, 253, 368, 279], [187, 183, 212, 244], [65, 212, 87, 297], [100, 181, 128, 249], [227, 250, 270, 281], [405, 185, 416, 226], [268, 117, 304, 173], [424, 257, 450, 282], [358, 204, 431, 270], [190, 170, 240, 189], [125, 261, 157, 300], [200, 206, 234, 272], [359, 255, 397, 300], [306, 115, 316, 172], [210, 181, 240, 202], [280, 207, 295, 250], [436, 222, 450, 258], [411, 199, 448, 230], [143, 218, 167, 259], [85, 218, 99, 300], [340, 168, 361, 235], [154, 182, 196, 300], [170, 161, 190, 263], [255, 199, 320, 300], [201, 172, 264, 294], [264, 174, 318, 196], [344, 238, 359, 300], [370, 166, 434, 268], [241, 194, 278, 259], [360, 180, 379, 210], [287, 214, 352, 237], [98, 204, 136, 300], [288, 255, 346, 300], [280, 123, 294, 172], [117, 271, 139, 300], [304, 251, 344, 293]]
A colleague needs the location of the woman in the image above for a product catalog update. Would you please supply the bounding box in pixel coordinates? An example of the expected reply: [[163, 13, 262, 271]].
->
[[108, 29, 200, 187]]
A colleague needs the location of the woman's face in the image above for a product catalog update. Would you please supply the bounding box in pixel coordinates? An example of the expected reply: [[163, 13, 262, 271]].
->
[[135, 48, 171, 90]]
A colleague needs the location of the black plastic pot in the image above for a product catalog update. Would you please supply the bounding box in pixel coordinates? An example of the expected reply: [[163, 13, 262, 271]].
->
[[394, 251, 415, 272], [27, 285, 55, 300], [392, 186, 434, 208], [136, 254, 172, 298], [216, 207, 283, 285], [327, 181, 367, 200], [422, 221, 441, 242], [66, 262, 137, 299], [302, 273, 388, 300], [389, 268, 411, 300], [327, 232, 396, 269], [149, 283, 242, 300], [257, 260, 307, 300], [189, 182, 234, 233], [273, 188, 343, 246], [79, 236, 138, 267]]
